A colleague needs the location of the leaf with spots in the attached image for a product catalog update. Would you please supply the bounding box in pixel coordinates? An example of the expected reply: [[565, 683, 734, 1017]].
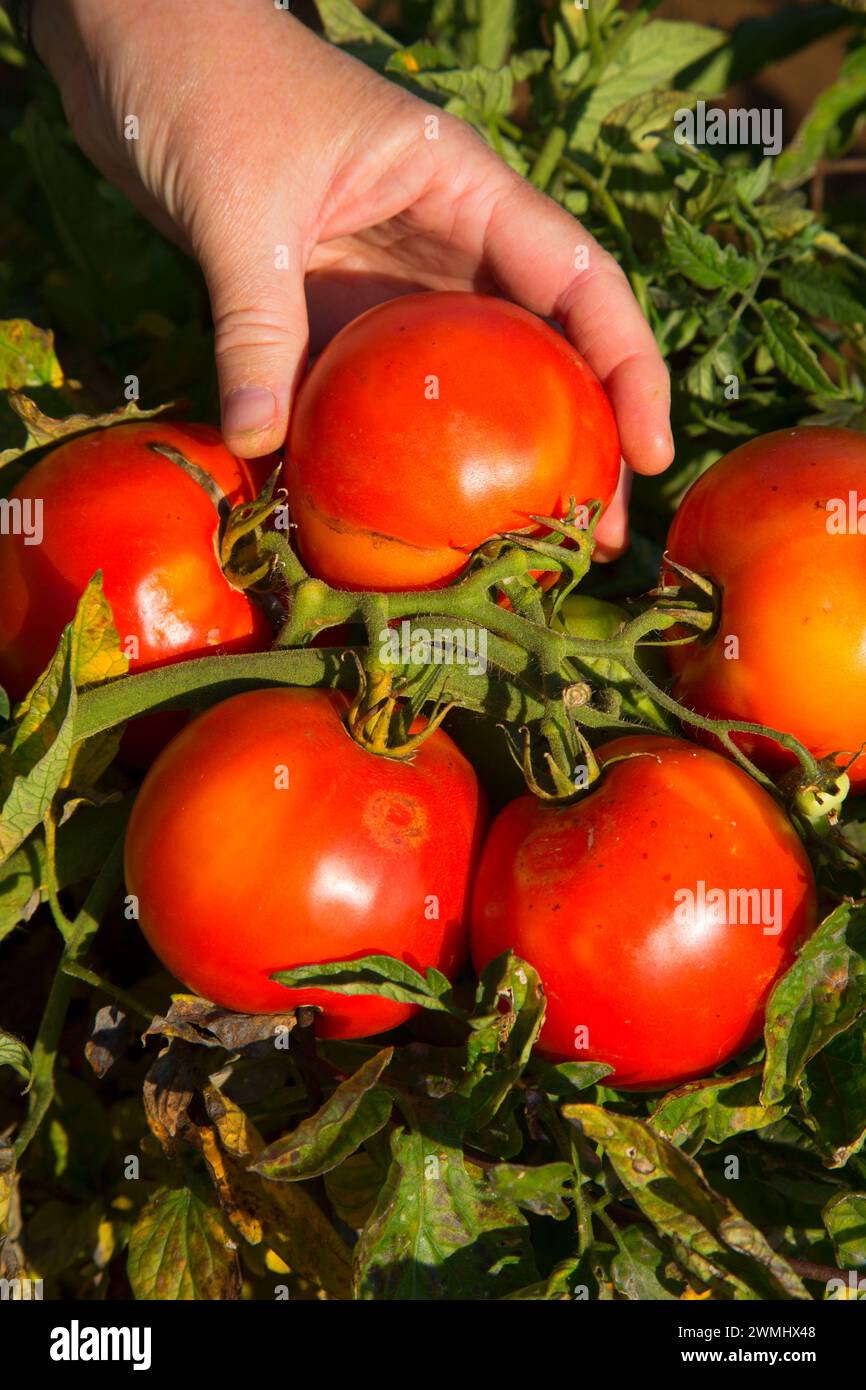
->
[[355, 1123, 537, 1300], [568, 1105, 809, 1300], [126, 1185, 240, 1301], [762, 902, 866, 1105], [252, 1048, 393, 1181]]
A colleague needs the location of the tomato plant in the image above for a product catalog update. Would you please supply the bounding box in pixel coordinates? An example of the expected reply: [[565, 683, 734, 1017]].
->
[[664, 427, 866, 790], [0, 421, 273, 761], [470, 736, 817, 1089], [124, 686, 486, 1036], [284, 291, 620, 590]]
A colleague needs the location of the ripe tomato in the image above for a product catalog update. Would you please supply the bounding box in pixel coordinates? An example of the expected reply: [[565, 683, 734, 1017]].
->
[[664, 427, 866, 789], [124, 687, 486, 1036], [285, 292, 620, 589], [470, 736, 816, 1089], [0, 422, 272, 762]]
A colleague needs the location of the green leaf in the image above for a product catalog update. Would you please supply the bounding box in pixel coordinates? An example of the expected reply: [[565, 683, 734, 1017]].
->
[[324, 1148, 390, 1231], [0, 1029, 32, 1083], [777, 264, 866, 328], [569, 1106, 810, 1300], [610, 1225, 680, 1300], [252, 1049, 393, 1181], [401, 64, 516, 119], [485, 1161, 573, 1219], [758, 298, 843, 396], [477, 0, 515, 70], [777, 43, 866, 185], [0, 574, 127, 864], [535, 1059, 614, 1099], [663, 207, 757, 291], [272, 953, 464, 1016], [762, 903, 866, 1104], [0, 320, 63, 391], [568, 20, 726, 151], [314, 0, 398, 51], [0, 798, 133, 945], [823, 1191, 866, 1268], [651, 1068, 790, 1150], [600, 90, 699, 154], [799, 1021, 866, 1168], [127, 1186, 240, 1300], [355, 1126, 537, 1299]]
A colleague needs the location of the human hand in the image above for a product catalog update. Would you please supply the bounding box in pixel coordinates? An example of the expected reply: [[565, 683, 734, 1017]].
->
[[35, 0, 673, 557]]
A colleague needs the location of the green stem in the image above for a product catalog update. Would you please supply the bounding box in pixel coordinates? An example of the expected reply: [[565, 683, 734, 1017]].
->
[[14, 837, 125, 1159]]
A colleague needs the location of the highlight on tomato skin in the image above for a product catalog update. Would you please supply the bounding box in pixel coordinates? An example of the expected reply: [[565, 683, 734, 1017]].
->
[[284, 290, 621, 591], [469, 736, 818, 1091], [123, 686, 487, 1039], [0, 421, 273, 766], [663, 425, 866, 791]]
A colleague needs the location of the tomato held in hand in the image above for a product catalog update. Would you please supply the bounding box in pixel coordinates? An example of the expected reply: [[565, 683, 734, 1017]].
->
[[285, 292, 620, 589], [124, 687, 486, 1037], [664, 427, 866, 789], [0, 422, 272, 762], [470, 736, 816, 1089]]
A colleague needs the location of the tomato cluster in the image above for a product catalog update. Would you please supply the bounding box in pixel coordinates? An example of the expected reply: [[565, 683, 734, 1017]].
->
[[8, 291, 857, 1093]]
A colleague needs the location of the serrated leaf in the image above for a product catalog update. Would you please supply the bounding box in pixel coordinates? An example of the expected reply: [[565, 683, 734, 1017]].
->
[[651, 1068, 789, 1149], [759, 298, 843, 396], [404, 64, 516, 118], [126, 1186, 240, 1300], [569, 21, 726, 150], [663, 207, 757, 291], [355, 1126, 536, 1299], [568, 1106, 810, 1300], [253, 1049, 393, 1181], [762, 903, 866, 1104], [823, 1191, 866, 1268], [0, 321, 63, 391], [777, 265, 866, 328]]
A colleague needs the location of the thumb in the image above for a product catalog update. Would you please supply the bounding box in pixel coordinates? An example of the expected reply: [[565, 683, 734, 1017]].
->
[[198, 227, 309, 458]]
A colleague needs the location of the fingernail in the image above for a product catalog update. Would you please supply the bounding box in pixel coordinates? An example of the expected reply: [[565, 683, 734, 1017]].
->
[[223, 387, 277, 437]]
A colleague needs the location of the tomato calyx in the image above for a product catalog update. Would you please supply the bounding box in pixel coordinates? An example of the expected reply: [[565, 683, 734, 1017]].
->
[[219, 468, 286, 593], [344, 654, 456, 760]]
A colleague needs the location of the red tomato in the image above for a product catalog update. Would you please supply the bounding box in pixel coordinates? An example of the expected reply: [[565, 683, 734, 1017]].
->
[[664, 427, 866, 790], [470, 736, 816, 1089], [0, 422, 272, 763], [124, 687, 486, 1036], [285, 292, 620, 589]]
